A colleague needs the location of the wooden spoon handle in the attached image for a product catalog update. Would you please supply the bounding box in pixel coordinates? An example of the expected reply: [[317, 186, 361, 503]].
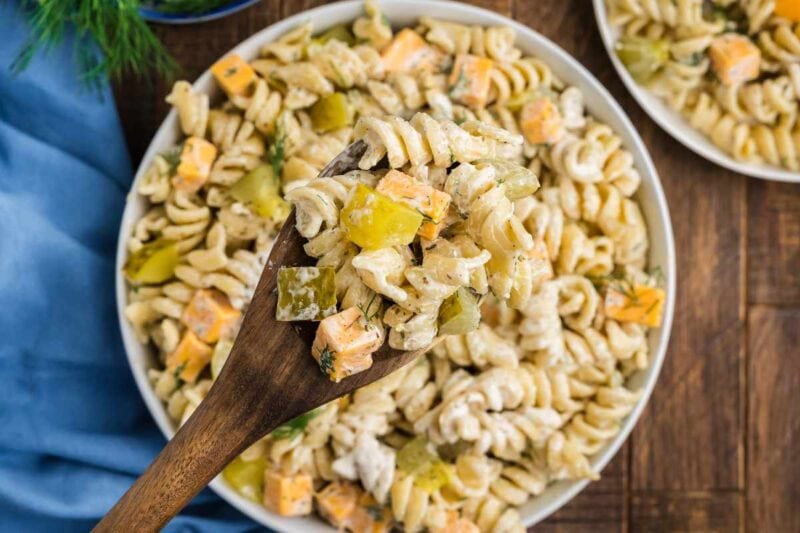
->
[[92, 369, 271, 532]]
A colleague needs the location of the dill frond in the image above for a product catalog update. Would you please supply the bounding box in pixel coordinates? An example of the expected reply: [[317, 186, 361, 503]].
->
[[149, 0, 236, 15], [13, 0, 179, 91]]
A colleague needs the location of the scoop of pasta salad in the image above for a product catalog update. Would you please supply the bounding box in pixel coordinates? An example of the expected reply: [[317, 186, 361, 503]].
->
[[124, 1, 667, 531], [606, 0, 800, 171]]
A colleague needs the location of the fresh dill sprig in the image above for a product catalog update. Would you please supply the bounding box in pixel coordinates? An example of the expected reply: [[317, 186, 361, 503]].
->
[[146, 0, 232, 15], [12, 0, 179, 91]]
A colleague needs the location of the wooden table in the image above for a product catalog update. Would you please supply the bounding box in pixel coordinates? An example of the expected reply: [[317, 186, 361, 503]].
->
[[114, 1, 800, 531]]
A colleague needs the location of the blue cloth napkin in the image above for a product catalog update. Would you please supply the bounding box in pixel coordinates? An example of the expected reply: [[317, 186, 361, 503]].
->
[[0, 5, 261, 531]]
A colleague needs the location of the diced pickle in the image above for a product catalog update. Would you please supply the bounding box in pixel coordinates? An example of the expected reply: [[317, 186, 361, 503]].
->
[[211, 339, 233, 380], [414, 461, 454, 493], [223, 455, 266, 503], [123, 239, 179, 284], [616, 37, 670, 83], [477, 159, 540, 200], [397, 436, 440, 474], [310, 92, 355, 133], [505, 86, 556, 112], [277, 266, 337, 321], [229, 164, 290, 222], [505, 89, 536, 112], [313, 24, 356, 46], [340, 183, 423, 250], [397, 436, 453, 493], [438, 287, 480, 335]]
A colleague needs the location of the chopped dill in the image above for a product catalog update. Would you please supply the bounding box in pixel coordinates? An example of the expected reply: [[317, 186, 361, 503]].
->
[[161, 145, 182, 175], [357, 292, 380, 322], [269, 124, 286, 178], [318, 345, 335, 377], [271, 408, 321, 439]]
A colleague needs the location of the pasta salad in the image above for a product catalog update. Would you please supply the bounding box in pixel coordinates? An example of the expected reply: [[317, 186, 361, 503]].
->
[[123, 1, 667, 531], [605, 0, 800, 171]]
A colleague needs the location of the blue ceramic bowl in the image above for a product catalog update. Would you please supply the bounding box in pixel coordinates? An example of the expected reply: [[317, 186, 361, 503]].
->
[[139, 0, 260, 24]]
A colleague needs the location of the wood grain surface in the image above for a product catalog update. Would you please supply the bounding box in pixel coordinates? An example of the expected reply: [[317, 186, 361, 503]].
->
[[113, 0, 800, 530]]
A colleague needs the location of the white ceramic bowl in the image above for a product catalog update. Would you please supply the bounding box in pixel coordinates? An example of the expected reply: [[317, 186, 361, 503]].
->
[[593, 0, 800, 182], [115, 1, 676, 529]]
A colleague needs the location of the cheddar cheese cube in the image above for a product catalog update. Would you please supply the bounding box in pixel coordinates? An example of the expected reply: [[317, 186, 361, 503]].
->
[[316, 482, 359, 529], [381, 28, 441, 73], [520, 96, 565, 145], [173, 137, 217, 193], [311, 307, 383, 382], [430, 510, 481, 533], [347, 491, 391, 533], [211, 54, 256, 96], [181, 289, 241, 344], [263, 470, 312, 517], [448, 54, 494, 109], [604, 284, 666, 328], [316, 482, 390, 533], [376, 169, 452, 240], [166, 331, 213, 383], [775, 0, 800, 23], [708, 34, 761, 86]]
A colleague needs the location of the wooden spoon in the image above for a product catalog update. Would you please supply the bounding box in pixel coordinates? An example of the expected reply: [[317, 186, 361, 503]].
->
[[96, 141, 431, 531]]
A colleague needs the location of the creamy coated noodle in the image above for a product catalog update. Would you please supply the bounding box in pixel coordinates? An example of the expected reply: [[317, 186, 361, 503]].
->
[[124, 2, 667, 531], [606, 0, 800, 170]]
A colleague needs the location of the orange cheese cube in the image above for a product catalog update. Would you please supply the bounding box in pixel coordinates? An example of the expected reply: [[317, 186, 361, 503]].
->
[[708, 34, 761, 86], [775, 0, 800, 22], [316, 482, 359, 529], [448, 54, 494, 109], [376, 169, 452, 240], [173, 137, 217, 193], [381, 28, 441, 73], [263, 470, 312, 517], [347, 491, 391, 533], [604, 284, 666, 328], [311, 307, 383, 382], [166, 331, 213, 383], [181, 289, 241, 344], [520, 97, 565, 145], [431, 510, 481, 533], [211, 54, 256, 96]]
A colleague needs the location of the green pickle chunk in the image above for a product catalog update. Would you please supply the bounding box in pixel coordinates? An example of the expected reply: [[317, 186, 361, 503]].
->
[[229, 164, 290, 222], [277, 266, 337, 321], [397, 436, 453, 493], [312, 24, 356, 46], [340, 183, 423, 250], [616, 37, 670, 83], [124, 238, 179, 284], [478, 159, 540, 200], [438, 287, 481, 335], [223, 455, 266, 503], [310, 92, 355, 133]]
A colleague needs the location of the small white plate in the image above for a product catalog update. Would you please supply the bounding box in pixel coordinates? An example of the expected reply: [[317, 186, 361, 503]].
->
[[116, 1, 677, 530], [593, 0, 800, 183]]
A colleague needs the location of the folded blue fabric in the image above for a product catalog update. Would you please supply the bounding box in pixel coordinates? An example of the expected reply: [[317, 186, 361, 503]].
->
[[0, 5, 260, 531]]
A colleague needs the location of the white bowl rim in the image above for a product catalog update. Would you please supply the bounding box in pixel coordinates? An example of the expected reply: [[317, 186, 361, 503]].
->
[[592, 0, 800, 183], [115, 1, 676, 530]]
